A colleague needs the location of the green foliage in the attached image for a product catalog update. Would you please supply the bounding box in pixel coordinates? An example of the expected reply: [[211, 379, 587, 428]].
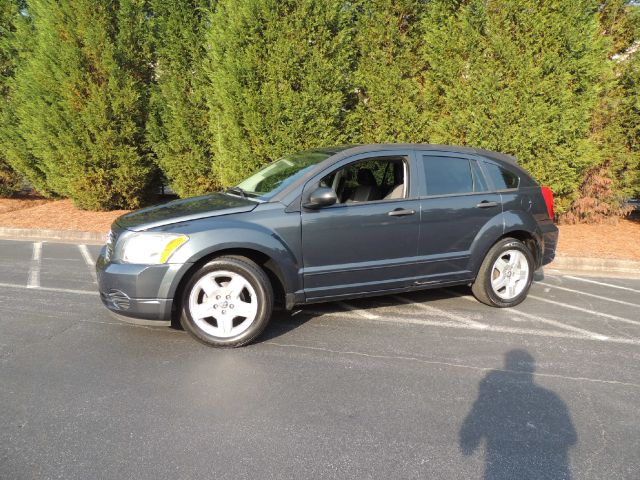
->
[[346, 0, 430, 143], [420, 0, 610, 214], [205, 0, 355, 186], [6, 0, 156, 210], [0, 0, 34, 196], [0, 0, 637, 217], [147, 0, 219, 197]]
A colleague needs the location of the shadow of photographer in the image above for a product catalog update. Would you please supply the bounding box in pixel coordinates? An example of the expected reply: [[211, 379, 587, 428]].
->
[[460, 349, 577, 480]]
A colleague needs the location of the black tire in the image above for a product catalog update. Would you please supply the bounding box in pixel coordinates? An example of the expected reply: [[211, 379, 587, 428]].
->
[[471, 238, 534, 308], [180, 256, 273, 347]]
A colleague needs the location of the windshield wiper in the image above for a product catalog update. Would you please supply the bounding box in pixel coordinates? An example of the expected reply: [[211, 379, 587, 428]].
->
[[226, 186, 247, 198]]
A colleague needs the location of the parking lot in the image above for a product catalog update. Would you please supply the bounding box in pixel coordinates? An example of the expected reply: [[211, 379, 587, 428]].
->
[[1, 238, 640, 479]]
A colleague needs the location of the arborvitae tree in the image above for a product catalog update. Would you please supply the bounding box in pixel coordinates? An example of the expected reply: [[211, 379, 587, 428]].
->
[[148, 0, 217, 198], [205, 0, 355, 186], [0, 0, 28, 196], [8, 0, 156, 210], [346, 0, 430, 144], [421, 0, 609, 214]]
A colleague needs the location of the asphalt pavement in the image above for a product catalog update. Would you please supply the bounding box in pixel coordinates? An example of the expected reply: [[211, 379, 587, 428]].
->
[[1, 238, 639, 479]]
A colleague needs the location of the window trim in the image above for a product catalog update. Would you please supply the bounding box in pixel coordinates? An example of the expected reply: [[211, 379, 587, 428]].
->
[[480, 160, 520, 192], [301, 151, 416, 209]]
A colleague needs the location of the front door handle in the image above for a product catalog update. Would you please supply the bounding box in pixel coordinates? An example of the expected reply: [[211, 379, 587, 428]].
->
[[476, 201, 498, 208], [388, 208, 416, 217]]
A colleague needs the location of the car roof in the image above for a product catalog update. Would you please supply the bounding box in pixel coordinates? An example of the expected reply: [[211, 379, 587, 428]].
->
[[329, 143, 518, 165]]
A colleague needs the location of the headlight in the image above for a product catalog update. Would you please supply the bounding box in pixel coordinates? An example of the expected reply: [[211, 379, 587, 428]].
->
[[119, 233, 189, 264]]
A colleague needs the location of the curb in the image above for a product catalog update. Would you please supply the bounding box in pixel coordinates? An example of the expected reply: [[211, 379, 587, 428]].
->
[[0, 227, 105, 244], [548, 256, 640, 279]]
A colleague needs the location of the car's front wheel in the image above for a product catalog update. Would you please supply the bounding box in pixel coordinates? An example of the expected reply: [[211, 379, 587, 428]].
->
[[180, 256, 273, 347], [471, 238, 534, 308]]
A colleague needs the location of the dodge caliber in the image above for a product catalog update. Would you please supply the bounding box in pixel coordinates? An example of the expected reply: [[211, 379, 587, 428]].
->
[[97, 144, 558, 347]]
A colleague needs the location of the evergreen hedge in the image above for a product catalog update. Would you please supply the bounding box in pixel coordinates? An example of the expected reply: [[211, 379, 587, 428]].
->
[[0, 0, 637, 218]]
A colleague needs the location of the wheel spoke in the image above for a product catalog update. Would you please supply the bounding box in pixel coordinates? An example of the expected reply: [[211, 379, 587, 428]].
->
[[507, 281, 517, 298], [508, 252, 522, 267], [200, 276, 220, 297], [492, 274, 508, 291], [217, 315, 233, 335], [234, 299, 257, 319], [191, 302, 212, 320], [495, 258, 508, 271], [226, 275, 247, 299]]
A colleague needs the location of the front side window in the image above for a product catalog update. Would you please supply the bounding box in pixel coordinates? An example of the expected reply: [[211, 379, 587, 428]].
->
[[422, 156, 475, 196], [483, 162, 520, 190], [320, 156, 407, 204]]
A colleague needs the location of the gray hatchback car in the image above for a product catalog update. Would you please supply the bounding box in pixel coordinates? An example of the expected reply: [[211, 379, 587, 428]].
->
[[97, 144, 558, 347]]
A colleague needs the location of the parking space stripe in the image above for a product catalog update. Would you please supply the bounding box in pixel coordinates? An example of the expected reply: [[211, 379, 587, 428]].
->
[[528, 294, 640, 327], [564, 275, 640, 294], [27, 242, 42, 288], [442, 288, 608, 340], [78, 244, 97, 282], [392, 295, 488, 329], [0, 282, 96, 296], [507, 307, 608, 340], [337, 301, 380, 319], [299, 308, 640, 346], [539, 282, 640, 308]]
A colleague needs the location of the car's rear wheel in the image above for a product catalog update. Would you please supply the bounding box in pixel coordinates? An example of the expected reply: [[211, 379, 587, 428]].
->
[[180, 256, 273, 347], [471, 238, 534, 308]]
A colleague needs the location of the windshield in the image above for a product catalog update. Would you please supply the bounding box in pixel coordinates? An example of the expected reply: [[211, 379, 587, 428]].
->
[[235, 148, 345, 199]]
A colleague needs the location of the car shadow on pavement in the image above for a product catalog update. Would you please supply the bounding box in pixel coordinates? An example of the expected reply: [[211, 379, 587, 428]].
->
[[459, 349, 577, 480]]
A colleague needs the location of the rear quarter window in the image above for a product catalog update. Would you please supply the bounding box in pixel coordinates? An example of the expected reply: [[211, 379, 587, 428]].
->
[[483, 162, 519, 190]]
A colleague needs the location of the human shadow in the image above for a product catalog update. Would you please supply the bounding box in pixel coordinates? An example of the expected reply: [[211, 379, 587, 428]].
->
[[459, 350, 577, 480]]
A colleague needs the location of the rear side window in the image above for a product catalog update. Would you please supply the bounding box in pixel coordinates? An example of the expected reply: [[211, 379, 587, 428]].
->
[[483, 162, 519, 190], [423, 156, 473, 196]]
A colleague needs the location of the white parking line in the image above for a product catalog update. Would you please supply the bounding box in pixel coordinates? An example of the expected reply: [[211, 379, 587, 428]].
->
[[564, 275, 640, 294], [392, 295, 488, 329], [539, 282, 640, 308], [78, 244, 97, 282], [27, 242, 42, 288], [442, 288, 608, 340], [528, 294, 640, 327], [337, 301, 379, 319], [0, 282, 97, 295], [298, 308, 640, 346], [508, 307, 608, 341]]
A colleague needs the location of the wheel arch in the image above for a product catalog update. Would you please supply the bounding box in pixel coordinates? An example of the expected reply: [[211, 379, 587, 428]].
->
[[169, 247, 292, 327]]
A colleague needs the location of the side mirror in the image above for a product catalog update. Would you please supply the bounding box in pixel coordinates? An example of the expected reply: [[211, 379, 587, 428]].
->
[[303, 187, 337, 209]]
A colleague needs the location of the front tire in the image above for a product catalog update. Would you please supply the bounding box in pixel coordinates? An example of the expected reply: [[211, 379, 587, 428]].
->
[[180, 256, 273, 347], [472, 238, 534, 308]]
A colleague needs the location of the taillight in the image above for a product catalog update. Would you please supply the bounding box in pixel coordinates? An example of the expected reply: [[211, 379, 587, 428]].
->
[[541, 186, 554, 220]]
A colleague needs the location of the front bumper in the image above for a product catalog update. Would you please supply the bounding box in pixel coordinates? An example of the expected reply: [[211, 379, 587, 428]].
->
[[96, 246, 192, 321]]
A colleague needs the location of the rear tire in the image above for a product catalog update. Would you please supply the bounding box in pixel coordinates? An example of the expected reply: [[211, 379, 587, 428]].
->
[[180, 256, 273, 347], [472, 238, 534, 308]]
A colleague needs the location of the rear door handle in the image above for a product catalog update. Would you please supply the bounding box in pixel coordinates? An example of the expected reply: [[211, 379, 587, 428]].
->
[[476, 201, 498, 208], [388, 208, 416, 217]]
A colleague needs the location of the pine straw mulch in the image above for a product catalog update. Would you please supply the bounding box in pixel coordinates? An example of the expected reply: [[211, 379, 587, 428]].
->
[[0, 197, 129, 233], [0, 195, 639, 261]]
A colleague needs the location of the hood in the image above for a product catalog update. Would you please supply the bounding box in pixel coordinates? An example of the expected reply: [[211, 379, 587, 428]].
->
[[115, 192, 259, 231]]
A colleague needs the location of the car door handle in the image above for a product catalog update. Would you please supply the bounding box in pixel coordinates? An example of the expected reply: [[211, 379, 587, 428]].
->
[[476, 201, 498, 208], [388, 208, 416, 217]]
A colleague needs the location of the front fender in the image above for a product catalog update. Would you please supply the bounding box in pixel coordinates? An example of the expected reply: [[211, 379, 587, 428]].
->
[[153, 218, 301, 298]]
